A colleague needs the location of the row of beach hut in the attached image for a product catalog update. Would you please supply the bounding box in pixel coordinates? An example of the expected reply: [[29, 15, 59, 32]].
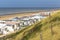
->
[[0, 12, 50, 35]]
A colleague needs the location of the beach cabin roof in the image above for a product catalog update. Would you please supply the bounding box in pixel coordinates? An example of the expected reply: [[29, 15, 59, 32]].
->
[[0, 20, 6, 22], [0, 20, 6, 24], [5, 21, 19, 25], [30, 15, 40, 19], [0, 23, 6, 28]]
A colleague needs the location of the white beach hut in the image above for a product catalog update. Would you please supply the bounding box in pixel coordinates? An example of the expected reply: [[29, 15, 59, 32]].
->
[[0, 20, 6, 24], [5, 21, 21, 31], [30, 15, 41, 21], [0, 23, 6, 35]]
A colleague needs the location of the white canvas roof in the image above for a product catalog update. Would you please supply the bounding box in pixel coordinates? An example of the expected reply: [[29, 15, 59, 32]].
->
[[31, 15, 40, 19], [0, 23, 6, 28], [0, 20, 6, 22]]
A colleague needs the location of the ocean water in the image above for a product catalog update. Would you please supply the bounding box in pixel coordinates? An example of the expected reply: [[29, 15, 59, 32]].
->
[[0, 7, 59, 15]]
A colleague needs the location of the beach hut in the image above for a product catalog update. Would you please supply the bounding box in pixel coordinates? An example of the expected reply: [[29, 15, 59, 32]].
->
[[19, 22, 24, 27], [0, 23, 6, 35], [2, 23, 20, 35], [6, 24, 15, 32], [20, 20, 28, 27], [11, 17, 20, 21], [28, 19, 34, 25], [4, 21, 21, 31], [2, 29, 9, 35], [30, 15, 41, 21], [0, 20, 6, 24], [19, 20, 32, 27]]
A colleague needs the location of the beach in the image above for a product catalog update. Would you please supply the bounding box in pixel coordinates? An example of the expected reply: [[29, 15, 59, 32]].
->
[[0, 9, 58, 20], [0, 12, 38, 20]]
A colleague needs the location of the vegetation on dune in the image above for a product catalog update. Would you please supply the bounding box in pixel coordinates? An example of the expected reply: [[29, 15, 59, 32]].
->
[[19, 12, 60, 40], [0, 11, 60, 40]]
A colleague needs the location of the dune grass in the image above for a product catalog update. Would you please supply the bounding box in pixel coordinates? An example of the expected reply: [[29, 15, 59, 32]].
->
[[18, 12, 60, 40]]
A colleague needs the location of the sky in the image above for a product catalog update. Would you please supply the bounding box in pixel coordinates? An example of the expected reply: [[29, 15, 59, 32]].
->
[[0, 0, 60, 7]]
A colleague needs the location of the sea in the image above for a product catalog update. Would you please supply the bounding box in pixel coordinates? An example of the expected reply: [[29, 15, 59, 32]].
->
[[0, 7, 59, 15]]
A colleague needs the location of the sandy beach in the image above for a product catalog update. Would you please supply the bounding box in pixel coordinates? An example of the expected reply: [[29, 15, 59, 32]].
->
[[0, 10, 58, 20], [0, 12, 39, 20]]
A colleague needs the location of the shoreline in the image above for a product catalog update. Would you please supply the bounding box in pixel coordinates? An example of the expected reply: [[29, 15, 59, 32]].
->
[[0, 9, 58, 20], [0, 9, 58, 16]]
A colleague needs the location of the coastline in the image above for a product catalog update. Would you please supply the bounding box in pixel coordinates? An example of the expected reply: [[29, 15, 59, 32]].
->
[[0, 12, 38, 20], [0, 9, 58, 20]]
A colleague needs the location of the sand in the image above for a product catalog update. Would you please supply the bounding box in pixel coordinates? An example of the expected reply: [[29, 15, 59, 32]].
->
[[0, 10, 58, 20], [0, 12, 39, 20]]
